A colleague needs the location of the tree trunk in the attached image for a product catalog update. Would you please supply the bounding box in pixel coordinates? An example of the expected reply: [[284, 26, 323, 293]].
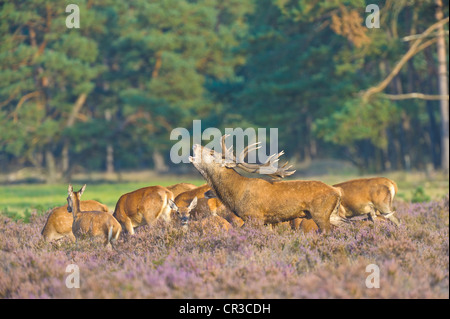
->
[[45, 149, 58, 184], [153, 149, 168, 173], [435, 0, 449, 174], [426, 102, 441, 169], [105, 109, 114, 174], [106, 144, 114, 174], [62, 93, 87, 176]]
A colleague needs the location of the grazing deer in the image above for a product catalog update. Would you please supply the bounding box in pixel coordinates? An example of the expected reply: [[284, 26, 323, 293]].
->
[[333, 177, 400, 226], [287, 177, 400, 231], [113, 185, 174, 235], [41, 200, 110, 242], [189, 135, 343, 232], [171, 183, 244, 228], [166, 182, 198, 198], [67, 185, 121, 247], [169, 194, 234, 231]]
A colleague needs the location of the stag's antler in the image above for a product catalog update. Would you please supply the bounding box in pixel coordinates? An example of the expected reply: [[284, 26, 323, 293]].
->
[[220, 135, 296, 179]]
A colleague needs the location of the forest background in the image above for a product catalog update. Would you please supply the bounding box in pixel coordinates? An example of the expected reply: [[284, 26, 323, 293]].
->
[[0, 0, 448, 185]]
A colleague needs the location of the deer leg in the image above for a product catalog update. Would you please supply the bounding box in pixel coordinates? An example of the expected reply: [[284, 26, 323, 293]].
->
[[104, 240, 113, 250], [314, 216, 331, 233], [68, 232, 76, 242], [123, 217, 135, 235], [376, 201, 401, 227], [381, 210, 400, 226], [311, 193, 340, 233], [368, 208, 378, 223], [309, 208, 331, 233]]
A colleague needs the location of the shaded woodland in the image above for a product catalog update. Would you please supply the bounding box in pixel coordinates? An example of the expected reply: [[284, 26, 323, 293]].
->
[[0, 0, 448, 182]]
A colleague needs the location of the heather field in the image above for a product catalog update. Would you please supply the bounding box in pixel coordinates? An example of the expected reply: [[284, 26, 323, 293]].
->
[[0, 194, 448, 299]]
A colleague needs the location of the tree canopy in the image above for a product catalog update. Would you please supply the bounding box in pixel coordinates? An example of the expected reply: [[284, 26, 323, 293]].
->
[[0, 0, 448, 181]]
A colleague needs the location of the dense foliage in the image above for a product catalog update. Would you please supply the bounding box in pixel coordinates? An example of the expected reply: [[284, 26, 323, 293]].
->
[[0, 196, 448, 298], [0, 0, 448, 181]]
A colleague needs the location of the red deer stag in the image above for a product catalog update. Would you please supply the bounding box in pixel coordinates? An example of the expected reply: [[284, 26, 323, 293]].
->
[[189, 135, 342, 232]]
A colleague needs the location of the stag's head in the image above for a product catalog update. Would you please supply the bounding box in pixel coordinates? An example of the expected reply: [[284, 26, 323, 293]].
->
[[169, 197, 198, 227], [189, 134, 295, 181]]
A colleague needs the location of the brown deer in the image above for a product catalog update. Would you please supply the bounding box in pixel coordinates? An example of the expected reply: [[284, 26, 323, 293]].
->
[[170, 184, 244, 228], [333, 177, 400, 226], [197, 215, 232, 232], [172, 184, 215, 218], [166, 182, 198, 197], [168, 196, 198, 227], [169, 195, 236, 231], [287, 177, 400, 232], [113, 185, 174, 235], [169, 184, 216, 226], [204, 189, 245, 228], [41, 200, 110, 242], [189, 135, 343, 232], [67, 185, 121, 247]]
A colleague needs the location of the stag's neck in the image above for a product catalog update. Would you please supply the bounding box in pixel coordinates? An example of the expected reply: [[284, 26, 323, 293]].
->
[[206, 167, 249, 212]]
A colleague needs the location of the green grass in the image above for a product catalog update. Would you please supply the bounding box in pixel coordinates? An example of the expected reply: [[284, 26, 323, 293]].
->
[[0, 179, 205, 221]]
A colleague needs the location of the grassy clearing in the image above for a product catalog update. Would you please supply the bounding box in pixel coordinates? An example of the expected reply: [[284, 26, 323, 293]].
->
[[0, 178, 205, 221]]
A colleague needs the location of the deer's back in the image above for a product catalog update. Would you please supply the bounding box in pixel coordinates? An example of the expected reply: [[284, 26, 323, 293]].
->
[[42, 200, 109, 238], [166, 183, 198, 198], [113, 186, 171, 221], [333, 177, 397, 216], [174, 184, 209, 207], [73, 210, 119, 237]]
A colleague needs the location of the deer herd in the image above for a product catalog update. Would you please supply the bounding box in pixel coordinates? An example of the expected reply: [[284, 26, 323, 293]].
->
[[41, 135, 400, 248]]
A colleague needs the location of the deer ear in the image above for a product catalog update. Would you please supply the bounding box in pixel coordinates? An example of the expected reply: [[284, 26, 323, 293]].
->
[[68, 184, 73, 195], [79, 184, 86, 196], [168, 199, 177, 210], [189, 197, 198, 210]]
